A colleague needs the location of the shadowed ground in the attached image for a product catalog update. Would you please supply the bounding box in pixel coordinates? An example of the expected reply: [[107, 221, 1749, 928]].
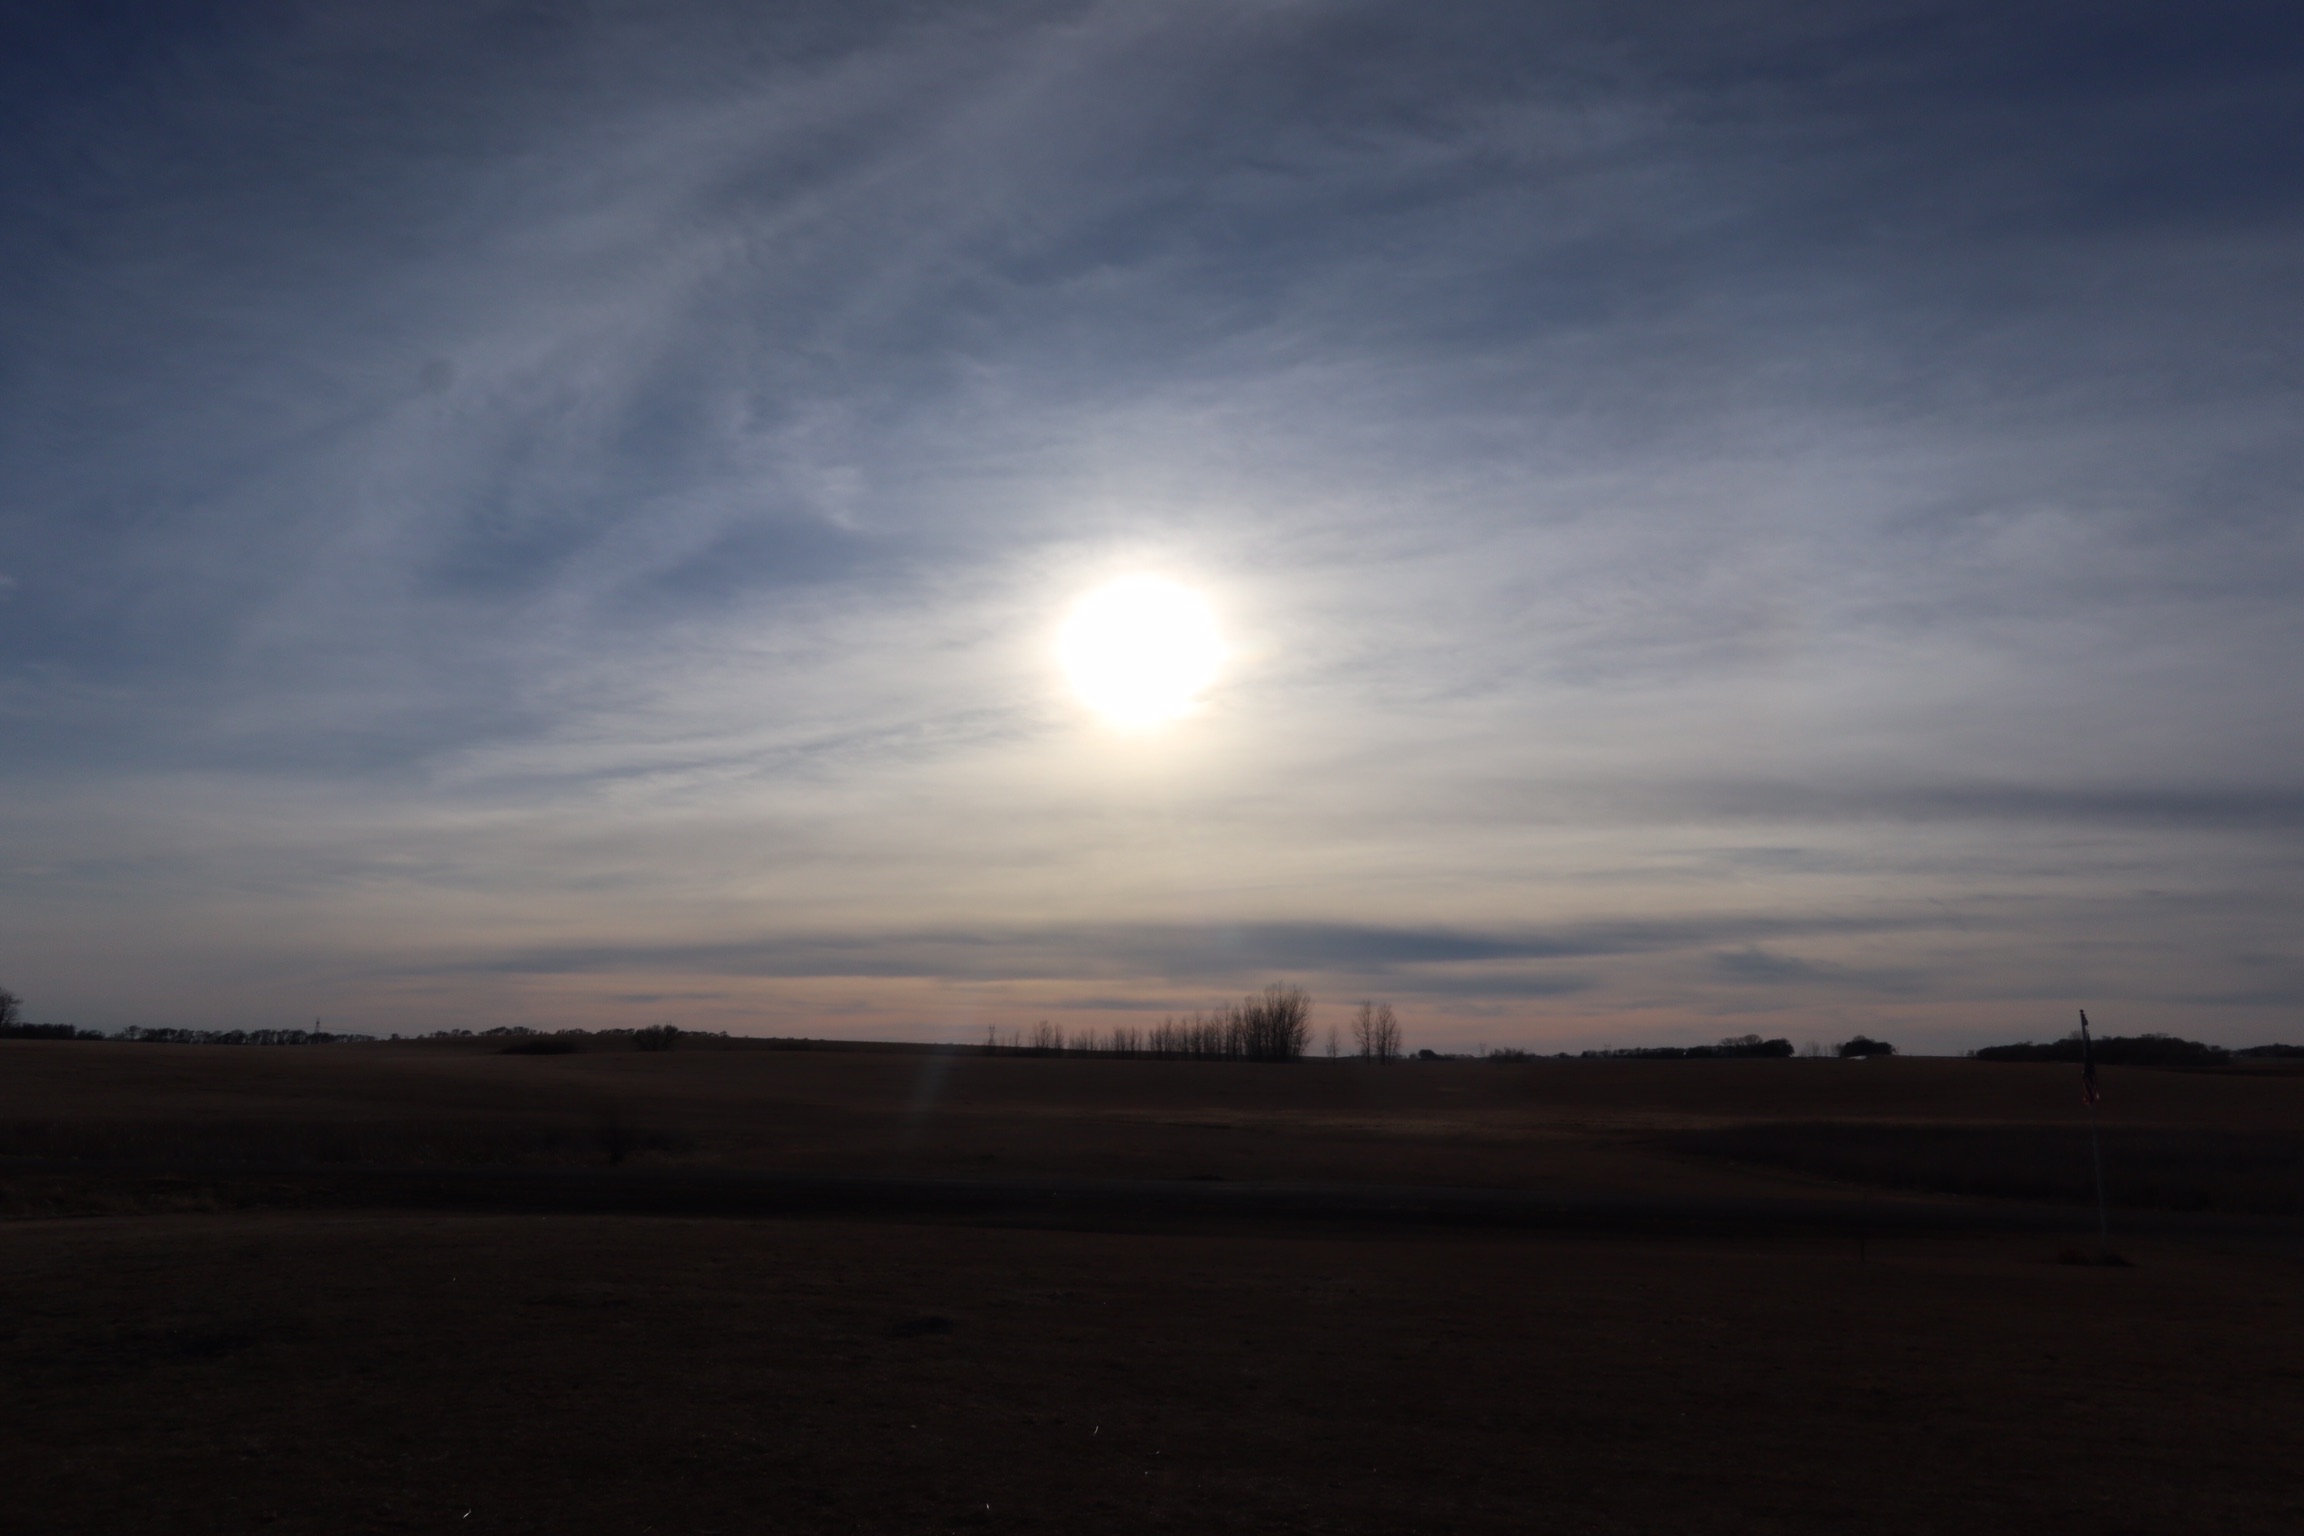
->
[[7, 1214, 2300, 1535], [3, 1042, 2301, 1532]]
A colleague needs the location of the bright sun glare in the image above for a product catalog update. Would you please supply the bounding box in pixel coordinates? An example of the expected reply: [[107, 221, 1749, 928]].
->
[[1059, 576, 1226, 729]]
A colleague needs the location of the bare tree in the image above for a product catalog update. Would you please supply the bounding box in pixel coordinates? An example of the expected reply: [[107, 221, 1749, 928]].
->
[[0, 987, 19, 1030], [1324, 1024, 1340, 1059], [1353, 1001, 1402, 1063]]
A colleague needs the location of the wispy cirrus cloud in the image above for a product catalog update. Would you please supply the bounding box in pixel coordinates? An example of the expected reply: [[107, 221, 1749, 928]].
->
[[2, 2, 2300, 1048]]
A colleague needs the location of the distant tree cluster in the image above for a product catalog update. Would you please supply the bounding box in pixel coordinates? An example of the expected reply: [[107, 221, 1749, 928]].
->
[[1583, 1034, 1797, 1060], [1973, 1032, 2226, 1067], [0, 988, 103, 1040], [1351, 1002, 1404, 1062], [0, 988, 96, 1039], [1835, 1036, 1897, 1058], [983, 985, 1316, 1061]]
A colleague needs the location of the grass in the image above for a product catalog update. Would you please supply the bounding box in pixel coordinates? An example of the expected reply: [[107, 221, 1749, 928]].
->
[[1669, 1122, 2304, 1214]]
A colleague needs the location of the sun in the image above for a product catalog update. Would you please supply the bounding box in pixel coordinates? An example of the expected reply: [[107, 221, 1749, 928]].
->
[[1058, 576, 1226, 729]]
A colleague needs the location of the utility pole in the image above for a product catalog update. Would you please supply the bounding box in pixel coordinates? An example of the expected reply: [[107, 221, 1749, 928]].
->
[[2080, 1008, 2109, 1257]]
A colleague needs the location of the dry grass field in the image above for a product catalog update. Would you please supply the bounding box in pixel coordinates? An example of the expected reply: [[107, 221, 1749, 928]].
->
[[4, 1040, 2302, 1533]]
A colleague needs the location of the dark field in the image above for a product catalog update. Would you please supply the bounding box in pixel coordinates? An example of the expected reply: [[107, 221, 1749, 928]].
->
[[4, 1041, 2302, 1533]]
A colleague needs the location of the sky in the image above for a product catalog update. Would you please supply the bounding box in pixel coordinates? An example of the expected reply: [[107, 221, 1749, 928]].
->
[[4, 1, 2301, 1052]]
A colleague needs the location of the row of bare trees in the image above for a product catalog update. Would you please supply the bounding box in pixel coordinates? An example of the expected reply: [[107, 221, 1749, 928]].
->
[[986, 985, 1312, 1060], [983, 1020, 1123, 1054], [1157, 983, 1315, 1061], [981, 987, 1408, 1064]]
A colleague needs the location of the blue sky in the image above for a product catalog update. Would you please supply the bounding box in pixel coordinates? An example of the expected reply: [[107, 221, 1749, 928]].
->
[[4, 2, 2301, 1049]]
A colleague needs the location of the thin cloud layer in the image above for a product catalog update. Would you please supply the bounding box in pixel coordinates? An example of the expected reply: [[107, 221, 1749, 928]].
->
[[3, 2, 2300, 1048]]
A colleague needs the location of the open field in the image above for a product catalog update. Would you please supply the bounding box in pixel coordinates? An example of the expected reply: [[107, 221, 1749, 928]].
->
[[7, 1040, 2303, 1202], [4, 1041, 2303, 1532]]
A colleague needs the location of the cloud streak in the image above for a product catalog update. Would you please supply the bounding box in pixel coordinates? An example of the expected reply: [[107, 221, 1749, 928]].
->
[[422, 916, 1911, 981]]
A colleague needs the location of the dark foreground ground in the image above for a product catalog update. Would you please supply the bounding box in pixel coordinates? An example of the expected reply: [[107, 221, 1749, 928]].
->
[[3, 1043, 2301, 1533], [11, 1214, 2303, 1535]]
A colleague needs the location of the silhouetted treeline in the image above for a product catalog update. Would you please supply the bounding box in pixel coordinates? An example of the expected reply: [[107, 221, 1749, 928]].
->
[[398, 1025, 716, 1053], [0, 985, 371, 1043], [1973, 1033, 2227, 1067], [115, 1026, 377, 1045], [0, 989, 92, 1038], [1835, 1035, 1896, 1058], [1, 1022, 368, 1044], [984, 985, 1315, 1061], [738, 1037, 972, 1055], [1583, 1034, 1796, 1060]]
